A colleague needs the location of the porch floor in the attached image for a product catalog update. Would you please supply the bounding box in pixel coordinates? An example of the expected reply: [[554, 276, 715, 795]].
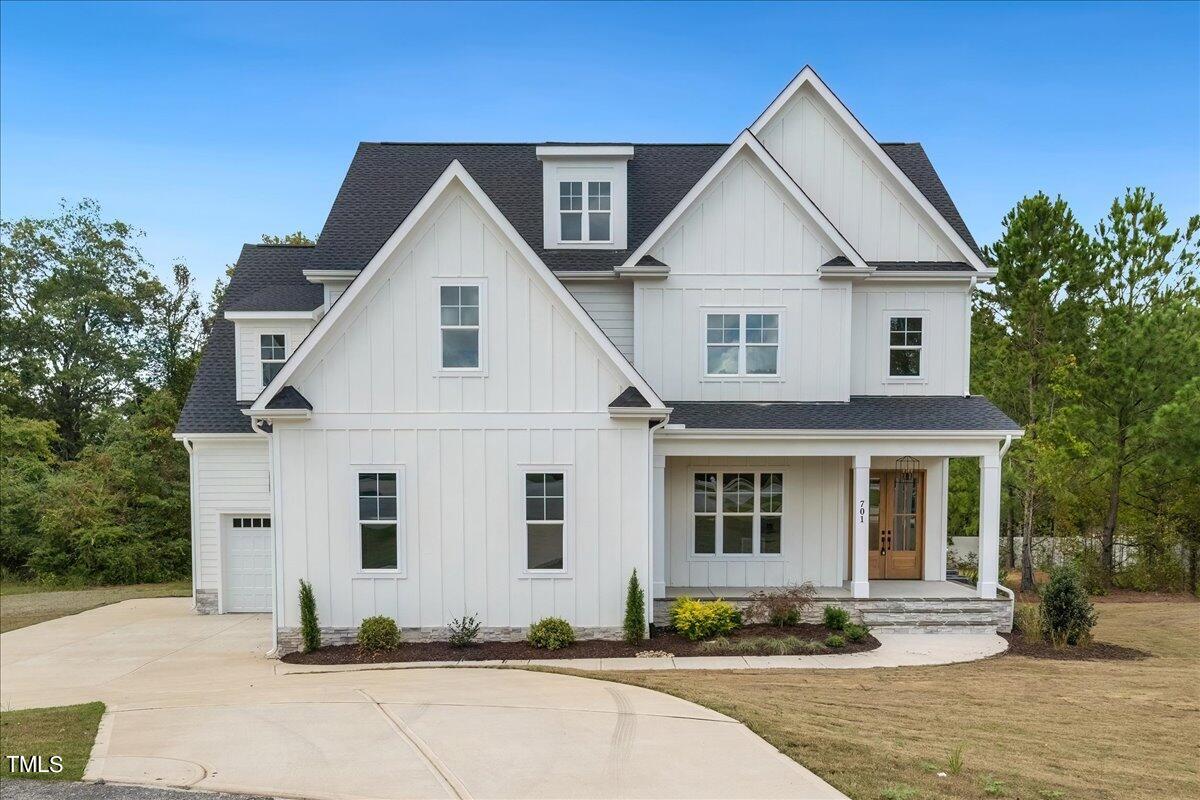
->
[[664, 580, 979, 601]]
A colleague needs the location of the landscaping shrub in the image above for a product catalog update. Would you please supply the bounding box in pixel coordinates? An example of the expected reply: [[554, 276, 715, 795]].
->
[[1039, 565, 1097, 647], [843, 623, 869, 643], [822, 604, 849, 631], [527, 616, 575, 650], [357, 615, 400, 651], [1013, 603, 1042, 641], [623, 568, 646, 644], [299, 579, 320, 653], [745, 582, 816, 626], [824, 633, 846, 648], [669, 596, 741, 641], [447, 614, 481, 648]]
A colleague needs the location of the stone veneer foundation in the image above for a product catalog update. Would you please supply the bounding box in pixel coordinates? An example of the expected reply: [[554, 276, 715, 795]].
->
[[194, 589, 218, 615]]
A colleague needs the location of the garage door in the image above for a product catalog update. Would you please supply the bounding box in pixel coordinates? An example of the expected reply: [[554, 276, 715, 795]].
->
[[223, 516, 273, 612]]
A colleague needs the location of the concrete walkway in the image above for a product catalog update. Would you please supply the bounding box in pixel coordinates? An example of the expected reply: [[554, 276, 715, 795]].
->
[[2, 599, 849, 800]]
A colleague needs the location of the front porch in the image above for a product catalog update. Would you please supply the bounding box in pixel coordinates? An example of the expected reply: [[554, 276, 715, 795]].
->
[[654, 580, 1013, 632]]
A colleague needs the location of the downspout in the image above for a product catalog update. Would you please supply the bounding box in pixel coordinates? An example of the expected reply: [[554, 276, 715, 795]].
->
[[999, 434, 1013, 460], [963, 276, 976, 397], [646, 414, 670, 634], [995, 433, 1016, 608], [250, 416, 279, 656]]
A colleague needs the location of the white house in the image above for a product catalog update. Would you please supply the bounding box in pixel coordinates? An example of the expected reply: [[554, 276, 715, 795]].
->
[[176, 67, 1021, 651]]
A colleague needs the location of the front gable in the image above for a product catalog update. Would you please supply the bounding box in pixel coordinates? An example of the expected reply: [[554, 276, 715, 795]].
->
[[753, 67, 985, 269], [252, 163, 664, 416]]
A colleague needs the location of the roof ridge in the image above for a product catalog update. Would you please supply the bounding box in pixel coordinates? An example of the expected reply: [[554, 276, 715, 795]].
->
[[365, 141, 728, 147], [246, 243, 316, 249]]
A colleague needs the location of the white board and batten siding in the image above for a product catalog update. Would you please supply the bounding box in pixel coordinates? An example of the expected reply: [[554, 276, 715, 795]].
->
[[191, 437, 271, 601], [756, 83, 965, 264], [273, 183, 651, 633], [235, 319, 316, 402]]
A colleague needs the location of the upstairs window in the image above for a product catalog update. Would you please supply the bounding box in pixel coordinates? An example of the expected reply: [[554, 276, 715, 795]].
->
[[260, 334, 285, 386], [888, 316, 923, 378], [358, 471, 400, 571], [559, 180, 611, 242], [693, 472, 783, 556], [705, 312, 780, 377], [440, 285, 481, 369]]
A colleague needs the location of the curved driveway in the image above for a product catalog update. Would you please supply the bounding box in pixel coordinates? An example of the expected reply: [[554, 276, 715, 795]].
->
[[1, 599, 843, 799]]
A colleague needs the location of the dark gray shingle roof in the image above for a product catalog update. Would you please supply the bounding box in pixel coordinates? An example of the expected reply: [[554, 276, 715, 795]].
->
[[823, 256, 975, 272], [610, 387, 651, 408], [666, 396, 1020, 432], [176, 245, 316, 434], [879, 143, 983, 260], [307, 143, 728, 274], [266, 385, 313, 410]]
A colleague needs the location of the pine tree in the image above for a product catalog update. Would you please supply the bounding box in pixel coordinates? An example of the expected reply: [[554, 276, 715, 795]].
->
[[623, 569, 646, 644]]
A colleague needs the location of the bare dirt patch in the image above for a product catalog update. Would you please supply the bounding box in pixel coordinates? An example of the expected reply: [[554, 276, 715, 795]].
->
[[1000, 630, 1149, 661], [282, 622, 879, 664]]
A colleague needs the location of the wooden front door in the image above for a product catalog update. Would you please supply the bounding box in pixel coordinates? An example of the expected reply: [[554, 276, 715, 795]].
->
[[867, 470, 924, 580]]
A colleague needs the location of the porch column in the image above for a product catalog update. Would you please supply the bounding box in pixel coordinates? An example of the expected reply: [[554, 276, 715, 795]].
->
[[978, 450, 1001, 599], [652, 454, 667, 599], [851, 453, 871, 598]]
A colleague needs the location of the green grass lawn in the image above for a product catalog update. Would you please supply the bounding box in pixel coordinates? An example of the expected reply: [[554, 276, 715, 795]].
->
[[0, 580, 191, 633], [0, 702, 106, 781]]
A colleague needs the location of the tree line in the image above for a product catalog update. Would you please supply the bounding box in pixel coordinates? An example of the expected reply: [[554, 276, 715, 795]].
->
[[1, 193, 1196, 593]]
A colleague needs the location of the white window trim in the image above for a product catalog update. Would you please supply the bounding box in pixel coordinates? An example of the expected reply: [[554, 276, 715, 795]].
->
[[259, 332, 287, 391], [882, 310, 928, 384], [558, 179, 613, 245], [433, 278, 488, 377], [353, 465, 406, 577], [689, 470, 785, 560], [699, 307, 785, 381], [517, 464, 573, 578]]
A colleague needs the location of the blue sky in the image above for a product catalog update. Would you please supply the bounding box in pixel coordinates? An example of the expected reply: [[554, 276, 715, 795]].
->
[[2, 1, 1197, 291]]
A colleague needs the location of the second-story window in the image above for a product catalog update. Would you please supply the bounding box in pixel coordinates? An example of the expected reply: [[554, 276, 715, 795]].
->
[[260, 334, 285, 386], [560, 180, 611, 243], [705, 312, 780, 377], [440, 285, 480, 369], [888, 316, 923, 378]]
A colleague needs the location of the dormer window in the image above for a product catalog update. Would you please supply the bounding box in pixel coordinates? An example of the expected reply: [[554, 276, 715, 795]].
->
[[559, 180, 611, 243], [260, 334, 286, 386]]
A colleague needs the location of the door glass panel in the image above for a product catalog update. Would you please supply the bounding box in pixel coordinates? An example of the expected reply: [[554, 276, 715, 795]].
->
[[868, 478, 881, 550], [892, 475, 918, 551]]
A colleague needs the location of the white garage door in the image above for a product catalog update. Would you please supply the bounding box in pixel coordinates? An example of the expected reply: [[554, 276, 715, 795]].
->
[[223, 516, 273, 612]]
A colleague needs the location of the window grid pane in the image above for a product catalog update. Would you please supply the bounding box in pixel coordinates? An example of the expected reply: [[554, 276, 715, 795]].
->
[[888, 317, 922, 377], [692, 471, 783, 556], [526, 472, 565, 569], [559, 181, 582, 210]]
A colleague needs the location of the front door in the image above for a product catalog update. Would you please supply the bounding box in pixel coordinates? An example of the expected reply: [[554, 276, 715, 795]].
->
[[867, 470, 924, 580]]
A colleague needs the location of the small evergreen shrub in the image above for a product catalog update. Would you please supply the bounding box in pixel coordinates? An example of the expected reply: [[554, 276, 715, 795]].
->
[[843, 623, 869, 643], [623, 569, 646, 644], [357, 615, 401, 651], [822, 604, 849, 631], [824, 634, 846, 648], [745, 582, 817, 627], [448, 614, 481, 648], [1039, 565, 1097, 647], [298, 579, 320, 653], [669, 596, 741, 641], [527, 616, 575, 650]]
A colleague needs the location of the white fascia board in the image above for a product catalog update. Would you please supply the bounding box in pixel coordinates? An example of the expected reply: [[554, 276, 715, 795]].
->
[[619, 130, 868, 271], [613, 264, 671, 278], [252, 160, 667, 412], [657, 428, 1024, 440], [609, 405, 673, 419], [536, 145, 634, 159], [303, 269, 360, 284], [863, 271, 991, 283], [555, 270, 618, 280], [749, 66, 988, 273], [171, 432, 261, 441], [224, 310, 320, 321], [242, 407, 311, 420]]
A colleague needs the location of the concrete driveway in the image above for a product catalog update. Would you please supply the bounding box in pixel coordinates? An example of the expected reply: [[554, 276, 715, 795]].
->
[[1, 599, 843, 799]]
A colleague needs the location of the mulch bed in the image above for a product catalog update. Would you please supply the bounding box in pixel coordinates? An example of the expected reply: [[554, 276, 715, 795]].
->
[[281, 623, 880, 665], [1001, 630, 1149, 661]]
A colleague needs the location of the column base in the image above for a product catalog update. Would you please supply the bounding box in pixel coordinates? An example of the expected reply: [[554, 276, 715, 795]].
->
[[653, 581, 666, 600], [977, 581, 997, 600], [851, 580, 870, 599]]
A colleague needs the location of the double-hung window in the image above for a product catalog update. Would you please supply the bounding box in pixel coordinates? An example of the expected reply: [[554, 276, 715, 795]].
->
[[705, 312, 780, 376], [439, 285, 481, 369], [358, 471, 400, 571], [693, 472, 783, 556], [260, 334, 286, 386], [559, 180, 611, 242], [888, 315, 923, 378], [525, 471, 565, 571]]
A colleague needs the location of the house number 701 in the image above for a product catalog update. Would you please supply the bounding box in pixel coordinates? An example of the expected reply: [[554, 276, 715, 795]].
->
[[857, 500, 865, 523]]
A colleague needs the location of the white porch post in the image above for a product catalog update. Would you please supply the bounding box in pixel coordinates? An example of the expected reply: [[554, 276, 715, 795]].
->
[[978, 449, 1001, 599], [652, 454, 667, 599], [851, 453, 871, 598]]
